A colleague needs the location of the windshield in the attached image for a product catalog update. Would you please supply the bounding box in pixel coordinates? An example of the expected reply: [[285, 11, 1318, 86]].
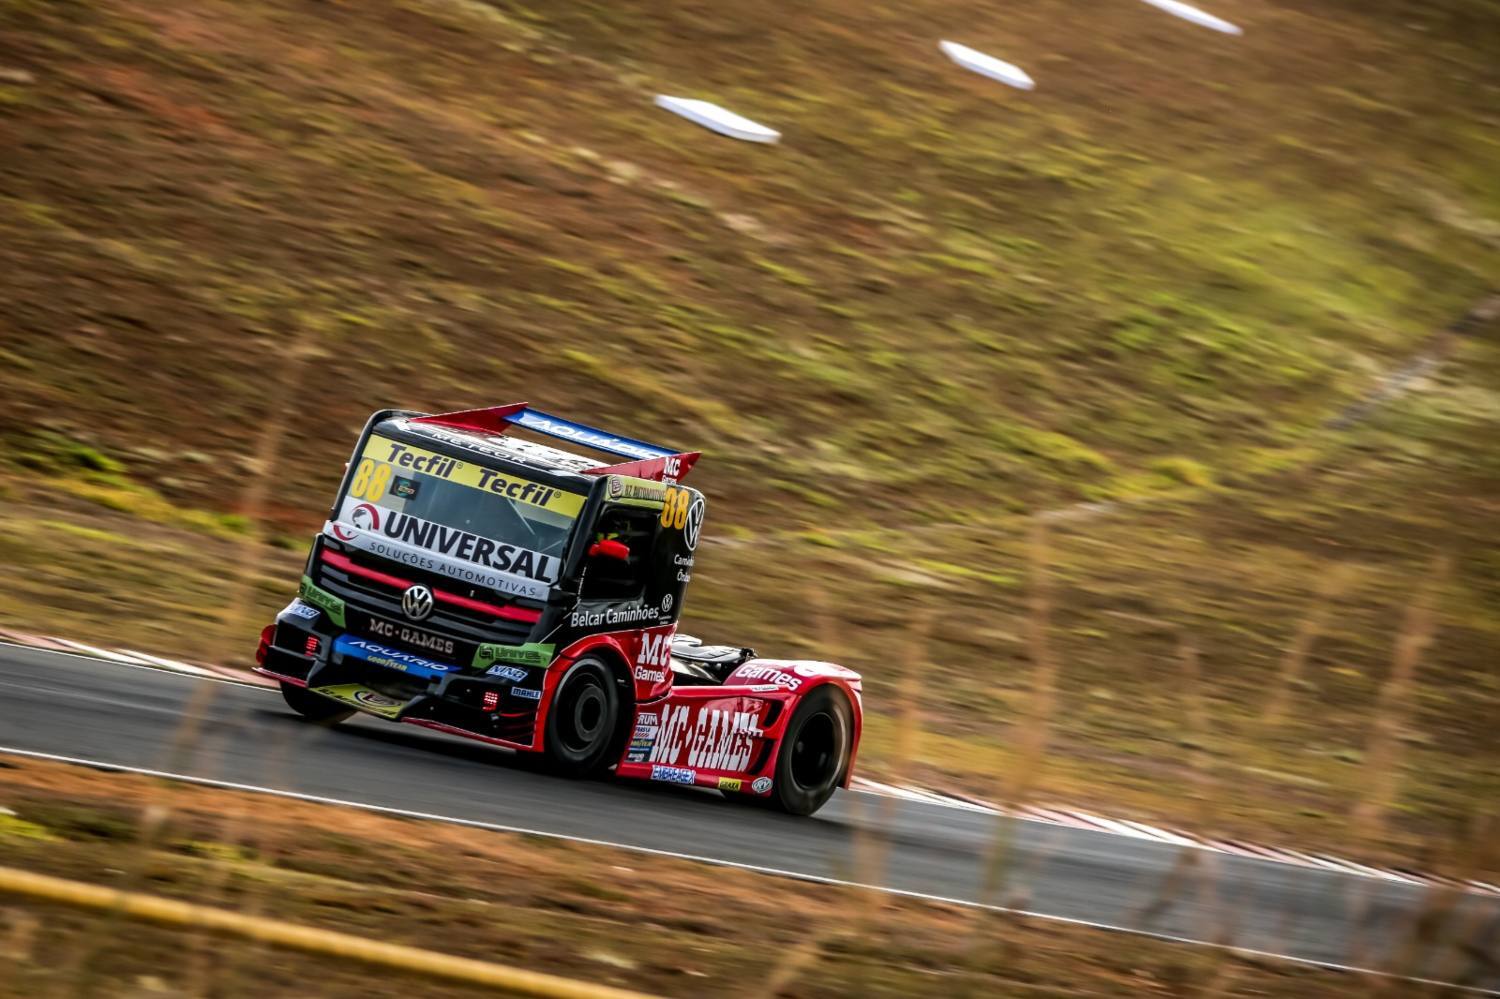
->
[[324, 432, 585, 601]]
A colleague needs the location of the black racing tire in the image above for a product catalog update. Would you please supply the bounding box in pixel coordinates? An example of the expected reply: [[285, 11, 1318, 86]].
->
[[542, 657, 620, 778], [766, 685, 853, 816], [279, 682, 355, 725]]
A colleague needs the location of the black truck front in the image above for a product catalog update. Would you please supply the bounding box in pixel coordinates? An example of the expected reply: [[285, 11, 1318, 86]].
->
[[256, 414, 598, 746]]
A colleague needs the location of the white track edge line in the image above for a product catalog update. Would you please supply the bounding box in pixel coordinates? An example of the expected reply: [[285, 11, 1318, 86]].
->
[[0, 640, 265, 689], [0, 638, 1488, 897], [119, 650, 219, 677], [0, 746, 1492, 996]]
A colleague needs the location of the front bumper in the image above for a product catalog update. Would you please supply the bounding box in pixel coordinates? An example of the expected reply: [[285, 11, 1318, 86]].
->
[[259, 601, 545, 748]]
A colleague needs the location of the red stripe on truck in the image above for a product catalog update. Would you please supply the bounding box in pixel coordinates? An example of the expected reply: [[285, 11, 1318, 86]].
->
[[319, 549, 542, 624]]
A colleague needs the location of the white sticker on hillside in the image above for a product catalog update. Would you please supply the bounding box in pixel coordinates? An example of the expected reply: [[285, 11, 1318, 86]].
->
[[1139, 0, 1242, 35]]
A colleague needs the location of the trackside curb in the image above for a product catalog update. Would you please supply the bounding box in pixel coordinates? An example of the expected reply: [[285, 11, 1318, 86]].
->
[[0, 865, 657, 999]]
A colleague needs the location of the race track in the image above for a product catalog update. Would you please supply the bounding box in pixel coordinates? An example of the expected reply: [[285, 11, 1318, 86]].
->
[[2, 645, 1496, 992]]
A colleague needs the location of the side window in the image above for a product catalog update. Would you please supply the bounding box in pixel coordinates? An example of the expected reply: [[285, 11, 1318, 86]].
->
[[579, 506, 660, 601]]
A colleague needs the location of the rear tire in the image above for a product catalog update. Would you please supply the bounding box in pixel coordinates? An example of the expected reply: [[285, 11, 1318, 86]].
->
[[766, 685, 852, 816], [279, 682, 355, 725], [542, 657, 620, 777]]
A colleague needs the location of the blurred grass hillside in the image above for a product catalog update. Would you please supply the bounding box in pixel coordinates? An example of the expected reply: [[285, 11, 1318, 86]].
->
[[2, 0, 1499, 865]]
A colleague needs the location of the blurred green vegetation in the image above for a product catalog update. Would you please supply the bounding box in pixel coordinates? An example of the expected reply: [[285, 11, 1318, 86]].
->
[[0, 0, 1498, 865]]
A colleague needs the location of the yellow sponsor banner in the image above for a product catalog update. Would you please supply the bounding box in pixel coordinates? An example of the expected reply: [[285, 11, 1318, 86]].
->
[[353, 434, 585, 517], [312, 683, 405, 719]]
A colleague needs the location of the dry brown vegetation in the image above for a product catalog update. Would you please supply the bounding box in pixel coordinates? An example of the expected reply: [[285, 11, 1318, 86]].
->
[[0, 758, 1426, 998]]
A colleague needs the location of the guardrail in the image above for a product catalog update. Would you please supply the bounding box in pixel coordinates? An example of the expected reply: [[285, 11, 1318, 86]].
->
[[0, 866, 656, 999]]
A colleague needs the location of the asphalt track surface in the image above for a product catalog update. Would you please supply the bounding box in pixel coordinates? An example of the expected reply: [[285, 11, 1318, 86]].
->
[[2, 645, 1497, 992]]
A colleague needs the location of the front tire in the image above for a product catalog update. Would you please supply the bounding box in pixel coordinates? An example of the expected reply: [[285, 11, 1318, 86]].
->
[[279, 682, 355, 725], [542, 657, 620, 777], [767, 686, 853, 816]]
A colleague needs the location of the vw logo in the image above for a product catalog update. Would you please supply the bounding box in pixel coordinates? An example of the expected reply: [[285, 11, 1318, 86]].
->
[[401, 584, 434, 622], [683, 496, 705, 552]]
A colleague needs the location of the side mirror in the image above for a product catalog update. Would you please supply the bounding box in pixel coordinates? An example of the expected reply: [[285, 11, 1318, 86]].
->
[[588, 539, 631, 562]]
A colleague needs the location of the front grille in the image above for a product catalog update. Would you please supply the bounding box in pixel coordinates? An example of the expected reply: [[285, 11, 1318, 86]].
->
[[314, 550, 536, 648]]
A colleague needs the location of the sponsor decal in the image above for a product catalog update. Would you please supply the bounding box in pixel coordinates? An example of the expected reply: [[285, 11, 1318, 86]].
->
[[511, 686, 542, 701], [626, 712, 661, 763], [633, 625, 674, 685], [607, 475, 668, 508], [661, 454, 683, 483], [415, 425, 602, 473], [330, 501, 380, 542], [509, 410, 669, 462], [733, 664, 802, 690], [751, 776, 773, 795], [299, 576, 346, 627], [569, 603, 661, 629], [717, 777, 743, 792], [335, 635, 459, 676], [363, 614, 454, 657], [312, 683, 402, 719], [282, 599, 320, 621], [683, 495, 705, 551], [484, 664, 529, 682], [659, 488, 705, 551], [392, 475, 419, 499], [345, 500, 557, 582], [638, 626, 674, 667], [651, 765, 696, 785], [356, 434, 585, 516], [354, 689, 401, 709], [647, 703, 764, 771], [472, 641, 555, 669], [661, 593, 674, 614], [327, 499, 555, 600]]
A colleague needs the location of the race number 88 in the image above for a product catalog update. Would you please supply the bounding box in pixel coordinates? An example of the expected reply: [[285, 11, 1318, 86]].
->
[[661, 488, 690, 530], [350, 458, 392, 501]]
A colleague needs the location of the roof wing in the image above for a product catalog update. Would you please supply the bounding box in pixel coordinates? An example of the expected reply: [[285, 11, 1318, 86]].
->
[[409, 402, 529, 435], [409, 404, 698, 482], [584, 451, 701, 484]]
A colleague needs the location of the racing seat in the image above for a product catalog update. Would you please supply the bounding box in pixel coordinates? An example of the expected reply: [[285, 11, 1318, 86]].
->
[[669, 634, 756, 685]]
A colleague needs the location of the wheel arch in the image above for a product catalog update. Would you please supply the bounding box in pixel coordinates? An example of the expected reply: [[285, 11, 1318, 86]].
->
[[804, 676, 861, 788], [550, 635, 638, 764], [767, 673, 863, 789]]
